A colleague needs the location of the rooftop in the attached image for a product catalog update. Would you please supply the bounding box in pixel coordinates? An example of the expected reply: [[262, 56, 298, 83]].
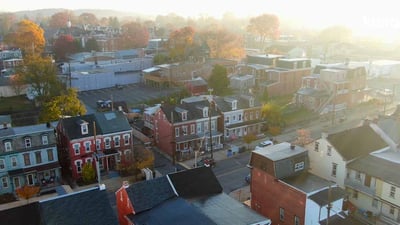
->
[[253, 142, 307, 161]]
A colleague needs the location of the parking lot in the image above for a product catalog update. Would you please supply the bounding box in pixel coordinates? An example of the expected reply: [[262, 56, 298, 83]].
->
[[78, 83, 181, 113]]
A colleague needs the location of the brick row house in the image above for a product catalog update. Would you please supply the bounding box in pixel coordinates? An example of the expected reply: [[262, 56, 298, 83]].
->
[[295, 63, 368, 117], [248, 142, 351, 225], [213, 95, 265, 141], [0, 122, 61, 195], [56, 111, 133, 180], [237, 54, 312, 98], [152, 99, 223, 161]]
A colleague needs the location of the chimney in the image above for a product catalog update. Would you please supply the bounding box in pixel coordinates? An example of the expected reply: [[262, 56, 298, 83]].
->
[[46, 122, 51, 128], [3, 122, 7, 129], [290, 143, 296, 150]]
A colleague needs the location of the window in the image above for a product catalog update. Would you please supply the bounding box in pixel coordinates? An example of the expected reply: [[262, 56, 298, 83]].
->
[[211, 120, 216, 131], [123, 135, 130, 145], [84, 141, 91, 152], [1, 177, 8, 189], [81, 123, 88, 135], [238, 114, 242, 121], [35, 151, 42, 164], [105, 138, 111, 149], [96, 139, 102, 149], [314, 141, 319, 151], [182, 126, 188, 136], [86, 158, 92, 164], [182, 112, 187, 121], [24, 138, 32, 148], [0, 159, 5, 170], [114, 136, 120, 147], [331, 163, 338, 177], [203, 107, 209, 117], [73, 143, 80, 155], [352, 190, 358, 199], [256, 111, 260, 119], [26, 174, 34, 185], [76, 160, 82, 173], [294, 161, 304, 172], [390, 206, 395, 215], [47, 149, 54, 161], [232, 100, 237, 110], [23, 153, 31, 166], [390, 186, 396, 198], [372, 198, 378, 208], [294, 216, 300, 225], [190, 124, 195, 134], [279, 208, 285, 221], [13, 177, 20, 189], [356, 171, 361, 181], [42, 135, 48, 145], [11, 157, 17, 167], [175, 127, 180, 137], [4, 141, 12, 152], [327, 145, 332, 156]]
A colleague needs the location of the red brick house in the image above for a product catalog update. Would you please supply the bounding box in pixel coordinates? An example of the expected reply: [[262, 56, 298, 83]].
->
[[184, 77, 208, 96], [248, 142, 347, 225], [56, 111, 133, 180], [153, 100, 223, 161]]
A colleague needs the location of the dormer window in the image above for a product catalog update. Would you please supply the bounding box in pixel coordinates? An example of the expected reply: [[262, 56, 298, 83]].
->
[[232, 100, 237, 110], [24, 137, 32, 148], [81, 123, 88, 134], [203, 107, 209, 118], [182, 111, 187, 121], [249, 98, 254, 107]]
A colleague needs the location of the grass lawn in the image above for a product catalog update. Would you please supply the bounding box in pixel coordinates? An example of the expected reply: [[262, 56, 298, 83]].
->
[[0, 95, 36, 113]]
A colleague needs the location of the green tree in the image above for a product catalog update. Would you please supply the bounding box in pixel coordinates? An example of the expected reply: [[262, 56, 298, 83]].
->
[[81, 163, 96, 185], [5, 19, 45, 56], [17, 55, 64, 104], [208, 64, 230, 96], [39, 88, 86, 122], [153, 53, 170, 65], [243, 133, 257, 150], [261, 102, 284, 129], [247, 14, 280, 51]]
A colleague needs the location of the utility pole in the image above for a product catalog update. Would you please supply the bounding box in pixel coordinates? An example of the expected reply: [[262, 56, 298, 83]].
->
[[171, 111, 176, 166], [208, 88, 214, 159]]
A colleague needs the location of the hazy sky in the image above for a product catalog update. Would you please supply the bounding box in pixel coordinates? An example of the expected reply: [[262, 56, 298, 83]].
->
[[4, 0, 400, 40]]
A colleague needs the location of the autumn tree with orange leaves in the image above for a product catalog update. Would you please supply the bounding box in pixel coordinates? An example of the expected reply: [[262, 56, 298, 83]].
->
[[247, 14, 280, 51], [117, 22, 149, 50], [167, 26, 196, 62], [49, 11, 75, 29], [4, 19, 45, 56], [16, 185, 40, 203]]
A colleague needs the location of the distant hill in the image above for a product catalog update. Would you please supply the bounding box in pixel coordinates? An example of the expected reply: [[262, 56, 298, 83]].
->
[[5, 8, 153, 21]]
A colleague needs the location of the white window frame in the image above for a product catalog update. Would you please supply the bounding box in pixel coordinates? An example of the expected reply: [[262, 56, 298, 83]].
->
[[190, 124, 195, 134], [1, 177, 8, 189], [96, 139, 101, 150], [47, 149, 54, 161], [104, 137, 111, 149], [123, 134, 130, 145], [294, 161, 304, 172], [182, 111, 187, 121], [182, 126, 188, 136], [73, 143, 80, 155], [26, 174, 34, 186], [114, 136, 120, 147], [84, 141, 91, 152], [11, 156, 17, 167], [23, 153, 31, 166], [81, 123, 88, 135], [327, 145, 332, 156], [279, 207, 284, 221], [4, 141, 12, 152], [294, 216, 300, 225], [35, 151, 42, 164], [390, 186, 396, 198], [13, 177, 20, 189], [331, 163, 338, 177], [85, 158, 92, 164], [314, 141, 319, 152], [175, 127, 179, 137], [42, 135, 48, 145], [75, 160, 83, 173], [0, 159, 5, 170]]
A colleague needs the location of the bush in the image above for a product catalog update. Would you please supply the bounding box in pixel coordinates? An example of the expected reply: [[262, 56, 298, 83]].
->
[[0, 193, 17, 204]]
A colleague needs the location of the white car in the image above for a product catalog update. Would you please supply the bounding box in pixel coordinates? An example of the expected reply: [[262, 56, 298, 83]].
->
[[255, 140, 273, 150]]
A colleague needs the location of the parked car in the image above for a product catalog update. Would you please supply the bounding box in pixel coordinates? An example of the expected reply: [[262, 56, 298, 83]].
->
[[193, 157, 216, 168], [254, 140, 273, 150]]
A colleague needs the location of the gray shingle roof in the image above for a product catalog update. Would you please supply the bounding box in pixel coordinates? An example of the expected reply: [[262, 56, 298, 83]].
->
[[327, 125, 388, 161], [0, 202, 40, 225], [40, 187, 118, 225], [308, 186, 346, 206]]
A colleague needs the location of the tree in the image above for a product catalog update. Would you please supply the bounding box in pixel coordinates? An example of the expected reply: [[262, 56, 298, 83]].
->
[[81, 163, 96, 185], [208, 64, 230, 96], [84, 38, 99, 52], [16, 185, 40, 203], [200, 26, 245, 59], [261, 102, 284, 134], [49, 11, 75, 29], [17, 55, 64, 104], [318, 25, 352, 61], [243, 133, 257, 150], [39, 88, 87, 122], [247, 14, 280, 50], [292, 129, 314, 147], [167, 26, 196, 62], [5, 19, 45, 56], [0, 13, 16, 38], [117, 21, 149, 50], [53, 34, 77, 61], [9, 74, 27, 96], [78, 13, 98, 26]]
